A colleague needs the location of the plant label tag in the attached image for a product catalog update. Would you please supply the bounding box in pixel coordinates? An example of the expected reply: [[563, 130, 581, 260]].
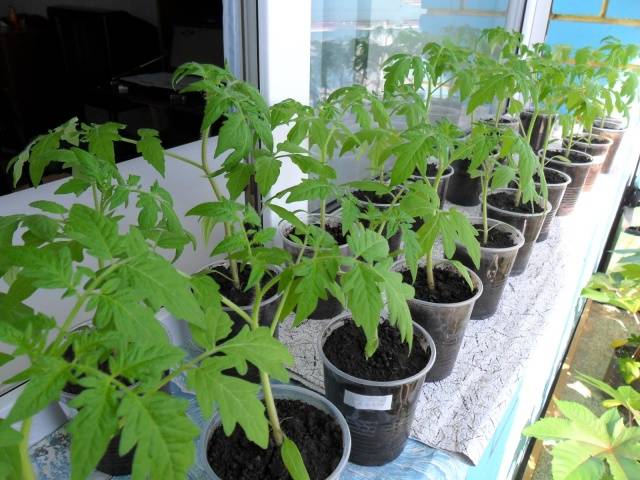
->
[[343, 390, 392, 411]]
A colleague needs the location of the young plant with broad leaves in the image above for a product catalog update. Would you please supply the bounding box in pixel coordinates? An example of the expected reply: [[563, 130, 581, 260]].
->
[[0, 120, 205, 479], [523, 396, 640, 480]]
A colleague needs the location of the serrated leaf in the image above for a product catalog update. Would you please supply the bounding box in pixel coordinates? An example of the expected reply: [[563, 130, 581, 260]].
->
[[22, 215, 59, 242], [118, 392, 198, 480], [5, 245, 75, 290], [347, 227, 389, 263], [255, 154, 282, 196], [215, 113, 252, 167], [8, 358, 69, 422], [342, 264, 383, 356], [55, 178, 90, 196], [285, 179, 335, 203], [84, 122, 123, 164], [67, 377, 119, 480], [137, 129, 165, 176], [211, 233, 246, 256], [64, 204, 124, 260], [226, 163, 254, 199], [186, 200, 243, 223], [218, 326, 292, 382], [123, 254, 203, 327], [186, 361, 268, 446], [281, 437, 310, 480], [29, 200, 67, 215]]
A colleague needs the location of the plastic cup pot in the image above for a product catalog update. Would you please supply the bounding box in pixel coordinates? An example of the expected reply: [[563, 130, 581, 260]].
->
[[453, 217, 525, 319], [486, 188, 551, 276], [479, 114, 520, 132], [592, 118, 627, 173], [563, 134, 613, 191], [534, 167, 571, 242], [446, 159, 482, 207], [542, 148, 594, 216], [198, 384, 352, 479], [278, 213, 348, 319], [353, 194, 403, 254], [393, 259, 482, 381], [520, 111, 557, 152], [319, 314, 436, 466]]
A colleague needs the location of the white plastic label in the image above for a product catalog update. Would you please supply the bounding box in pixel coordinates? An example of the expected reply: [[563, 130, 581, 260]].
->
[[343, 390, 392, 411]]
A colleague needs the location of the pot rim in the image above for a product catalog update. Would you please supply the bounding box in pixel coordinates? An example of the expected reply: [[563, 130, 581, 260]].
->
[[198, 383, 352, 480], [487, 188, 551, 217], [520, 110, 558, 119], [462, 216, 525, 253], [277, 212, 349, 252], [318, 312, 437, 388], [478, 114, 519, 126], [352, 185, 406, 209], [392, 258, 484, 308], [537, 167, 572, 188], [592, 123, 628, 133], [541, 147, 595, 167], [200, 259, 283, 311], [564, 133, 614, 148], [410, 164, 455, 183]]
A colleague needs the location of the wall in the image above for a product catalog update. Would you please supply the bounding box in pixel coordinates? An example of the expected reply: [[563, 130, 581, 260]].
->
[[0, 0, 159, 26]]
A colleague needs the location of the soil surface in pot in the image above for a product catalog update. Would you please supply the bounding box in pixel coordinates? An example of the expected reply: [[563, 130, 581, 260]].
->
[[352, 188, 402, 205], [401, 266, 476, 303], [207, 399, 343, 480], [488, 191, 545, 214], [566, 135, 609, 145], [286, 222, 348, 246], [535, 169, 567, 184], [209, 266, 278, 307], [473, 224, 516, 248], [545, 149, 591, 164], [323, 320, 429, 381]]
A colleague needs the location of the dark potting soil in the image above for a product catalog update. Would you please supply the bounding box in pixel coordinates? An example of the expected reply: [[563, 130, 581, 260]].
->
[[473, 224, 516, 249], [62, 345, 132, 395], [208, 266, 278, 307], [352, 188, 402, 205], [286, 222, 348, 246], [545, 149, 592, 164], [401, 266, 476, 304], [207, 399, 343, 480], [566, 135, 609, 145], [534, 169, 567, 185], [487, 191, 545, 214], [323, 320, 429, 381]]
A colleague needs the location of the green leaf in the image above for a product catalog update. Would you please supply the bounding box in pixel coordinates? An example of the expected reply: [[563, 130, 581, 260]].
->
[[255, 154, 282, 195], [187, 360, 268, 447], [5, 245, 75, 290], [123, 254, 203, 327], [347, 227, 389, 263], [211, 233, 246, 256], [281, 437, 311, 480], [226, 163, 254, 199], [215, 112, 252, 167], [376, 262, 414, 346], [286, 179, 335, 203], [67, 377, 119, 480], [268, 204, 306, 231], [93, 289, 169, 344], [109, 342, 184, 383], [54, 178, 90, 196], [118, 392, 198, 480], [342, 264, 383, 356], [64, 204, 124, 260], [218, 326, 293, 382], [185, 200, 243, 223], [8, 359, 69, 422], [22, 215, 59, 242], [136, 129, 165, 176], [84, 122, 123, 164], [29, 200, 67, 215]]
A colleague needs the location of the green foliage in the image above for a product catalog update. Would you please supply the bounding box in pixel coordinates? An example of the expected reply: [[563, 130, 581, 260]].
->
[[523, 400, 640, 480], [582, 250, 640, 314]]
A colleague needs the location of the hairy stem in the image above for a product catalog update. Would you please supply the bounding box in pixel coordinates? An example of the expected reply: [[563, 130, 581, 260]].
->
[[494, 100, 504, 127], [425, 249, 435, 291], [526, 108, 539, 145], [19, 418, 35, 480], [482, 173, 489, 245], [91, 185, 105, 270], [200, 128, 240, 289]]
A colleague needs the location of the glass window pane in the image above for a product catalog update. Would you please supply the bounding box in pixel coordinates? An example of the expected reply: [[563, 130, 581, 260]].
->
[[552, 0, 603, 16], [607, 0, 640, 20]]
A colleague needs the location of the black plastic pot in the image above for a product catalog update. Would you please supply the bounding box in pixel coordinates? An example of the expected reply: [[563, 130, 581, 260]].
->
[[453, 217, 524, 319], [535, 167, 571, 242], [393, 260, 482, 381], [592, 118, 627, 173], [279, 213, 347, 319], [563, 134, 613, 191], [486, 189, 550, 276], [320, 314, 436, 466], [446, 159, 482, 206], [520, 111, 557, 151], [543, 148, 594, 216]]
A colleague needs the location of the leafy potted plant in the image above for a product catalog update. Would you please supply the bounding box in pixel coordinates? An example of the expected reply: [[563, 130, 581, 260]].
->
[[391, 175, 483, 380], [591, 37, 639, 173], [0, 119, 206, 478], [452, 122, 525, 319]]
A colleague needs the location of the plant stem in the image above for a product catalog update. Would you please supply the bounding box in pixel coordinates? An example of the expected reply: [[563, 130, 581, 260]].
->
[[526, 109, 539, 145], [260, 371, 284, 445], [91, 185, 105, 270], [200, 128, 240, 289], [482, 173, 489, 245], [494, 100, 504, 127], [19, 418, 35, 480], [425, 249, 435, 291]]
